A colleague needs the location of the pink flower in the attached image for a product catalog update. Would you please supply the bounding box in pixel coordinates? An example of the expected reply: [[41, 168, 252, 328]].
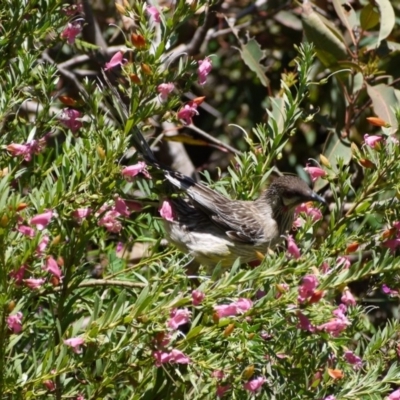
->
[[177, 101, 199, 125], [287, 235, 300, 259], [7, 140, 42, 161], [297, 311, 315, 332], [382, 238, 400, 253], [43, 380, 55, 391], [197, 57, 212, 85], [169, 348, 190, 364], [60, 108, 82, 133], [114, 197, 131, 217], [304, 164, 326, 182], [382, 284, 399, 295], [167, 308, 191, 330], [159, 200, 174, 221], [36, 235, 50, 254], [214, 304, 237, 318], [298, 274, 318, 302], [324, 396, 336, 400], [243, 377, 266, 393], [341, 288, 356, 306], [214, 298, 253, 318], [153, 349, 190, 366], [157, 83, 175, 101], [61, 21, 82, 45], [76, 395, 85, 400], [211, 370, 225, 379], [121, 161, 150, 180], [30, 210, 53, 230], [104, 51, 127, 71], [336, 256, 351, 269], [72, 208, 91, 221], [216, 384, 231, 398], [364, 134, 382, 149], [333, 304, 347, 319], [98, 209, 122, 233], [320, 261, 331, 274], [389, 389, 400, 400], [24, 278, 45, 289], [192, 290, 205, 306], [235, 298, 253, 312], [9, 265, 26, 284], [125, 200, 143, 212], [17, 225, 35, 237], [344, 350, 362, 369], [64, 337, 85, 353], [43, 256, 63, 279], [146, 6, 161, 23], [317, 316, 350, 337], [7, 312, 23, 333]]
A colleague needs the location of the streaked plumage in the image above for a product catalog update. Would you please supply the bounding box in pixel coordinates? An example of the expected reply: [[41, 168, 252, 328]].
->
[[127, 125, 325, 268], [162, 171, 325, 267]]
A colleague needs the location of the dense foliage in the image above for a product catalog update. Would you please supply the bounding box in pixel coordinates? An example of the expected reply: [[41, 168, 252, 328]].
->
[[2, 0, 400, 399]]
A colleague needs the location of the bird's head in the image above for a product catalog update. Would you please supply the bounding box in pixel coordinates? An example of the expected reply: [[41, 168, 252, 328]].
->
[[265, 175, 326, 210]]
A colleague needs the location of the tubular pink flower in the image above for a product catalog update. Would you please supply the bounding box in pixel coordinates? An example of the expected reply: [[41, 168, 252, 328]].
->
[[157, 83, 175, 101], [72, 208, 91, 221], [36, 235, 50, 255], [298, 274, 318, 303], [296, 311, 315, 332], [341, 288, 356, 306], [61, 21, 82, 45], [364, 134, 382, 149], [167, 308, 191, 330], [30, 210, 53, 230], [9, 265, 26, 284], [7, 312, 23, 333], [304, 164, 326, 182], [214, 298, 253, 318], [344, 350, 362, 369], [243, 377, 267, 393], [197, 57, 212, 85], [60, 108, 82, 133], [146, 6, 161, 23], [104, 51, 127, 71], [114, 197, 131, 217], [159, 200, 174, 221], [24, 278, 45, 289], [389, 389, 400, 400], [17, 225, 35, 237], [287, 235, 300, 259], [43, 256, 63, 279], [64, 337, 85, 353], [192, 290, 205, 306], [177, 101, 199, 125], [121, 161, 150, 180]]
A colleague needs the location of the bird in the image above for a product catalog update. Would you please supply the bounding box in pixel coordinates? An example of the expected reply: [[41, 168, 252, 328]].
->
[[129, 126, 326, 269]]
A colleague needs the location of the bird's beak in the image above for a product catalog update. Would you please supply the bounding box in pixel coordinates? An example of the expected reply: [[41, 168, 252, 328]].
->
[[310, 192, 326, 205]]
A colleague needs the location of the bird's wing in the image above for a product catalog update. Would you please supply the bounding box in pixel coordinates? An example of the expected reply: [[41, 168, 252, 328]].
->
[[165, 171, 265, 243]]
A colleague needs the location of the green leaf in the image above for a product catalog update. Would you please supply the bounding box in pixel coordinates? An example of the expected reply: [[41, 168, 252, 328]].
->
[[360, 3, 380, 31], [234, 38, 270, 87], [302, 2, 348, 67], [332, 0, 358, 45]]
